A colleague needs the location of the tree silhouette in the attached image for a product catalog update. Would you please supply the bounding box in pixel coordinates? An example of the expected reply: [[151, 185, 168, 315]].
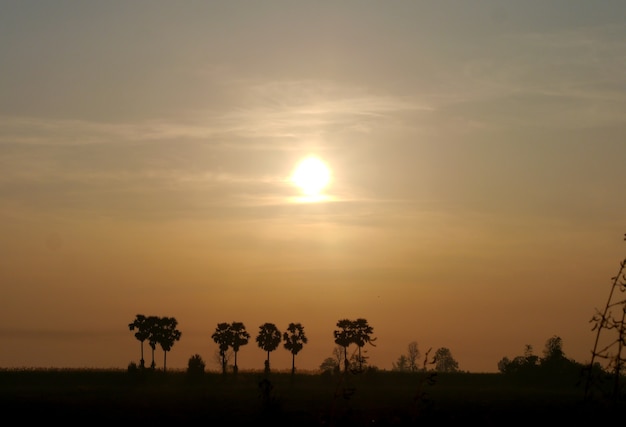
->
[[333, 319, 354, 373], [540, 335, 581, 376], [407, 341, 420, 372], [497, 344, 539, 375], [282, 322, 308, 376], [155, 316, 181, 372], [212, 322, 233, 375], [433, 347, 459, 373], [256, 323, 282, 374], [586, 233, 626, 401], [542, 335, 565, 361], [332, 345, 343, 369], [333, 318, 376, 372], [128, 314, 150, 368], [187, 354, 206, 377], [392, 354, 409, 372], [230, 322, 250, 374], [320, 357, 339, 374], [351, 318, 376, 372], [146, 315, 161, 369]]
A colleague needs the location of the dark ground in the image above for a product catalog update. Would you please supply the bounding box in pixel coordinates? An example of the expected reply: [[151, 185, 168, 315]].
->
[[0, 369, 622, 426]]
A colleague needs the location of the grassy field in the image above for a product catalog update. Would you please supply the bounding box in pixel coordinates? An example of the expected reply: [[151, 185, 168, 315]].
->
[[0, 368, 622, 425]]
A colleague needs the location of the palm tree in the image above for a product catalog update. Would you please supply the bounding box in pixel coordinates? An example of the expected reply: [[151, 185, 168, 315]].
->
[[156, 316, 182, 372], [333, 318, 354, 373], [256, 323, 282, 374], [128, 314, 150, 368], [352, 318, 376, 372], [212, 322, 233, 375], [146, 315, 161, 369], [283, 322, 308, 376], [230, 322, 250, 374]]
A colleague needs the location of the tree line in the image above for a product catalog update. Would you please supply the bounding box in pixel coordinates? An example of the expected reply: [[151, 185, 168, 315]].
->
[[210, 321, 309, 375], [497, 335, 593, 379], [128, 315, 182, 371], [129, 315, 379, 374], [129, 314, 590, 379]]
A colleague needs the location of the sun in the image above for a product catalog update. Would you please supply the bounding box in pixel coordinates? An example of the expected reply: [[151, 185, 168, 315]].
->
[[291, 156, 331, 197]]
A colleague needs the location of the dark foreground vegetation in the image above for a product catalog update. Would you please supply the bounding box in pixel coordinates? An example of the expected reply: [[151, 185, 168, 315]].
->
[[0, 368, 623, 426]]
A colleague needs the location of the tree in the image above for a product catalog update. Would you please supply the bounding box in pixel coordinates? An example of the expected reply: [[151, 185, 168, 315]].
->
[[497, 344, 540, 375], [433, 347, 459, 373], [212, 322, 233, 375], [155, 316, 182, 372], [187, 354, 206, 377], [128, 314, 150, 368], [497, 356, 512, 374], [524, 344, 539, 365], [333, 319, 354, 372], [392, 354, 409, 372], [542, 335, 565, 363], [351, 318, 376, 372], [145, 315, 161, 369], [320, 357, 339, 374], [540, 335, 580, 376], [332, 345, 343, 368], [392, 341, 421, 373], [407, 341, 420, 372], [230, 321, 250, 374], [256, 323, 282, 374], [212, 348, 233, 372], [282, 322, 308, 376]]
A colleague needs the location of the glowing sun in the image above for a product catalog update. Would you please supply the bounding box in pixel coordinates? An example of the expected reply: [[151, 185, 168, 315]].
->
[[291, 156, 331, 197]]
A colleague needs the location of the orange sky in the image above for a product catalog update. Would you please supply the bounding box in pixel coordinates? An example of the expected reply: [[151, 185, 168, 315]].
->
[[1, 1, 625, 373]]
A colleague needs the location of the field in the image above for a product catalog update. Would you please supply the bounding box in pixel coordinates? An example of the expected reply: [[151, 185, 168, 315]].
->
[[0, 368, 622, 425]]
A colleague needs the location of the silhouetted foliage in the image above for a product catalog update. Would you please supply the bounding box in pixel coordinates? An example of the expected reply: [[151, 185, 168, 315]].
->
[[320, 357, 339, 375], [127, 361, 139, 373], [128, 314, 151, 369], [407, 341, 420, 372], [211, 322, 232, 375], [393, 341, 422, 372], [497, 344, 539, 375], [256, 323, 282, 374], [146, 315, 161, 369], [282, 322, 308, 376], [586, 239, 626, 402], [333, 319, 353, 372], [187, 354, 205, 378], [393, 354, 410, 372], [129, 314, 180, 371], [154, 317, 182, 372], [212, 321, 249, 375], [352, 318, 377, 372], [333, 318, 376, 373], [498, 337, 585, 386], [230, 322, 250, 374], [432, 347, 459, 373]]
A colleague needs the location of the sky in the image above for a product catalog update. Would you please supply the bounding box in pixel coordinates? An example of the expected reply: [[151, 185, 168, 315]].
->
[[1, 0, 625, 373]]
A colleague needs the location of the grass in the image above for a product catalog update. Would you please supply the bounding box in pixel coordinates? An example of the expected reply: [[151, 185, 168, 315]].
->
[[0, 367, 622, 425]]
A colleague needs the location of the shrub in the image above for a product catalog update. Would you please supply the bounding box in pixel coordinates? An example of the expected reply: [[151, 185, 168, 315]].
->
[[187, 354, 206, 377]]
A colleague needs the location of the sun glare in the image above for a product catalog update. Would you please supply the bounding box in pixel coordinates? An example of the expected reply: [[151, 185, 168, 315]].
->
[[291, 156, 331, 198]]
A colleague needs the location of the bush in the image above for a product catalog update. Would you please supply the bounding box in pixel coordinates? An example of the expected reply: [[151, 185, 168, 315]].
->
[[187, 354, 206, 377]]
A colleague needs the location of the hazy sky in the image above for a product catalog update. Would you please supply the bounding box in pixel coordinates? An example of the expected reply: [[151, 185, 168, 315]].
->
[[1, 1, 625, 373]]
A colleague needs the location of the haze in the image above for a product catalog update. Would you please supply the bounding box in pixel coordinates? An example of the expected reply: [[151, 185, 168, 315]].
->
[[1, 1, 625, 373]]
